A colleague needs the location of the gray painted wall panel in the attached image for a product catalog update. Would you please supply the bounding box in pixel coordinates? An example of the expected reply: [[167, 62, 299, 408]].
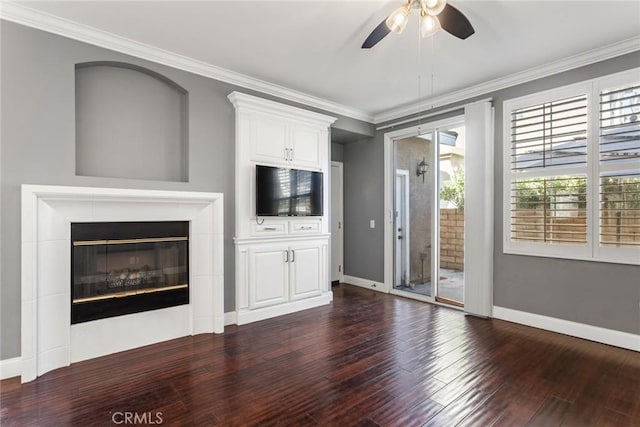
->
[[343, 138, 384, 281], [331, 142, 344, 162], [0, 22, 368, 359], [75, 64, 187, 182]]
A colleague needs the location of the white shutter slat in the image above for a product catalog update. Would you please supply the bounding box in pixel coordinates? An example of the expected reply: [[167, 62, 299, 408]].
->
[[511, 96, 588, 171], [599, 83, 640, 164]]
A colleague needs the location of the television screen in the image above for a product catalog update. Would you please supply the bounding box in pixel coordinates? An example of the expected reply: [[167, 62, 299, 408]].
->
[[256, 165, 323, 216]]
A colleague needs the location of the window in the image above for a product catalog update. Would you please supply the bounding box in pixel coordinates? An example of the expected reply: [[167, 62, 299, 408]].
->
[[503, 69, 640, 264]]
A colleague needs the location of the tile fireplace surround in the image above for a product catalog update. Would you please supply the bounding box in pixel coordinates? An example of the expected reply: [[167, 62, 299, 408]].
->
[[20, 185, 224, 383]]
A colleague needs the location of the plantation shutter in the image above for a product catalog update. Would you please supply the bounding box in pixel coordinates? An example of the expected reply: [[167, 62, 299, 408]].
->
[[509, 95, 588, 244], [599, 82, 640, 247]]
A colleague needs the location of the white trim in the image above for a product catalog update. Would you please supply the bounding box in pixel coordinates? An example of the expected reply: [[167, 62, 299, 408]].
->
[[224, 311, 237, 326], [377, 104, 465, 132], [374, 36, 640, 123], [343, 275, 386, 293], [0, 357, 22, 380], [0, 1, 372, 123], [20, 185, 224, 383], [395, 169, 410, 287], [493, 306, 640, 352], [3, 2, 638, 125], [228, 91, 338, 128], [330, 161, 345, 283], [236, 293, 332, 325]]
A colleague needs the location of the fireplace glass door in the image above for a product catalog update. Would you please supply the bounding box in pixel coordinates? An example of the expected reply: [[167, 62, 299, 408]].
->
[[71, 221, 189, 323]]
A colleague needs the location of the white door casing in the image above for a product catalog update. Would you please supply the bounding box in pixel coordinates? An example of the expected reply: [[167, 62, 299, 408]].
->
[[395, 169, 410, 287], [331, 161, 344, 282]]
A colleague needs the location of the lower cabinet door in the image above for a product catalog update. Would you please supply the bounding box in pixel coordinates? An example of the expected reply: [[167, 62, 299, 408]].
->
[[248, 245, 289, 309], [289, 242, 323, 301]]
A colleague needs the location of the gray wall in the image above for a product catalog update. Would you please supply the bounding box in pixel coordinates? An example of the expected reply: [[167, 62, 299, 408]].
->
[[345, 51, 640, 335], [343, 137, 384, 281], [75, 63, 188, 182], [0, 21, 372, 360], [330, 142, 344, 162]]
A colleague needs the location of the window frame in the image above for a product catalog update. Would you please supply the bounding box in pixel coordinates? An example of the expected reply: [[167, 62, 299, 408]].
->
[[503, 68, 640, 265]]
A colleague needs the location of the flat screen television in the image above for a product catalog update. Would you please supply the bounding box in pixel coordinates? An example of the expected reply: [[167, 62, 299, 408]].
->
[[256, 165, 323, 216]]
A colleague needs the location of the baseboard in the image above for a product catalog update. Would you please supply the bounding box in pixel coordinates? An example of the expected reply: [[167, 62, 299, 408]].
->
[[493, 306, 639, 352], [0, 357, 21, 380], [237, 293, 332, 325], [343, 275, 386, 293], [224, 311, 237, 326]]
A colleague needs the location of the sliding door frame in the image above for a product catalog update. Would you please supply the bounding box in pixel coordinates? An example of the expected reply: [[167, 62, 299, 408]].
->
[[383, 115, 464, 303]]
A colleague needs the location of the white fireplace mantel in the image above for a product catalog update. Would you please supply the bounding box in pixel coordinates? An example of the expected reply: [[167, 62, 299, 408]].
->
[[21, 185, 224, 383]]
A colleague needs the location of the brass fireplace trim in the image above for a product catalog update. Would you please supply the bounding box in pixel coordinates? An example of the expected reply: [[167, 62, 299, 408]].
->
[[72, 283, 189, 304], [73, 236, 188, 246]]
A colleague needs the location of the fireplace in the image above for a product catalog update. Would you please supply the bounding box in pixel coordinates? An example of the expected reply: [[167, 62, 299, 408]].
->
[[21, 185, 224, 383], [71, 221, 189, 323]]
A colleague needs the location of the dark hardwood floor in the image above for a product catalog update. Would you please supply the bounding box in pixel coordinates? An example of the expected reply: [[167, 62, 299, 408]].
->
[[1, 284, 639, 426]]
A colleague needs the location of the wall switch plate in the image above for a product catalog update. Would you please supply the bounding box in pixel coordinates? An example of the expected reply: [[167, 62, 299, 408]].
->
[[369, 220, 375, 228]]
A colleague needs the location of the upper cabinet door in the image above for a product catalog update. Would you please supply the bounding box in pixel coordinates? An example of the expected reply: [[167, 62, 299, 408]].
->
[[289, 125, 323, 170], [249, 114, 289, 165]]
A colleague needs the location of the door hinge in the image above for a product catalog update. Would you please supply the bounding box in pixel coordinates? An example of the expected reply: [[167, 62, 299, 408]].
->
[[338, 221, 342, 229], [339, 265, 342, 272]]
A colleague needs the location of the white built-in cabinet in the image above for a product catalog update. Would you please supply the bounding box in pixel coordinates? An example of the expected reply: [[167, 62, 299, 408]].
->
[[228, 92, 336, 325], [248, 240, 324, 309], [249, 114, 323, 170]]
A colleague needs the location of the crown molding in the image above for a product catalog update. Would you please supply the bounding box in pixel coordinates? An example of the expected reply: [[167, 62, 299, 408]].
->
[[373, 36, 640, 124], [0, 1, 374, 123], [2, 2, 637, 127]]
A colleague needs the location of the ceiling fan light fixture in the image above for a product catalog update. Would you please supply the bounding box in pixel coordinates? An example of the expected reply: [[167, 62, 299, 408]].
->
[[386, 4, 411, 34], [423, 0, 447, 16], [420, 12, 441, 37]]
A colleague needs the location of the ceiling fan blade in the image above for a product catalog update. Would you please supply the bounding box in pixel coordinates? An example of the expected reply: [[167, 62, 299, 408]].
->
[[439, 3, 475, 40], [362, 19, 391, 49]]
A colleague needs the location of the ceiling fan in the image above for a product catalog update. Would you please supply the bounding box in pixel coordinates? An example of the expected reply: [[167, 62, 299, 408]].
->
[[362, 0, 475, 49]]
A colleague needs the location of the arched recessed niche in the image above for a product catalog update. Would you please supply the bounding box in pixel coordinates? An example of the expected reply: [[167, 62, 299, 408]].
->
[[75, 62, 188, 182]]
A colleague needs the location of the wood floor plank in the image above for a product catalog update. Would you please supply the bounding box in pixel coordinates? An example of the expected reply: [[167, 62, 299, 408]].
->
[[1, 284, 638, 426], [526, 396, 572, 426]]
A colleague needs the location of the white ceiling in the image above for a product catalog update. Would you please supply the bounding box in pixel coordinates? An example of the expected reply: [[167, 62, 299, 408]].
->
[[6, 0, 640, 122]]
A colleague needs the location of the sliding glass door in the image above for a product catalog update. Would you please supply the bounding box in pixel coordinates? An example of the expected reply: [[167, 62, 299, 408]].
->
[[436, 125, 465, 305], [392, 132, 434, 296], [392, 121, 466, 306]]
